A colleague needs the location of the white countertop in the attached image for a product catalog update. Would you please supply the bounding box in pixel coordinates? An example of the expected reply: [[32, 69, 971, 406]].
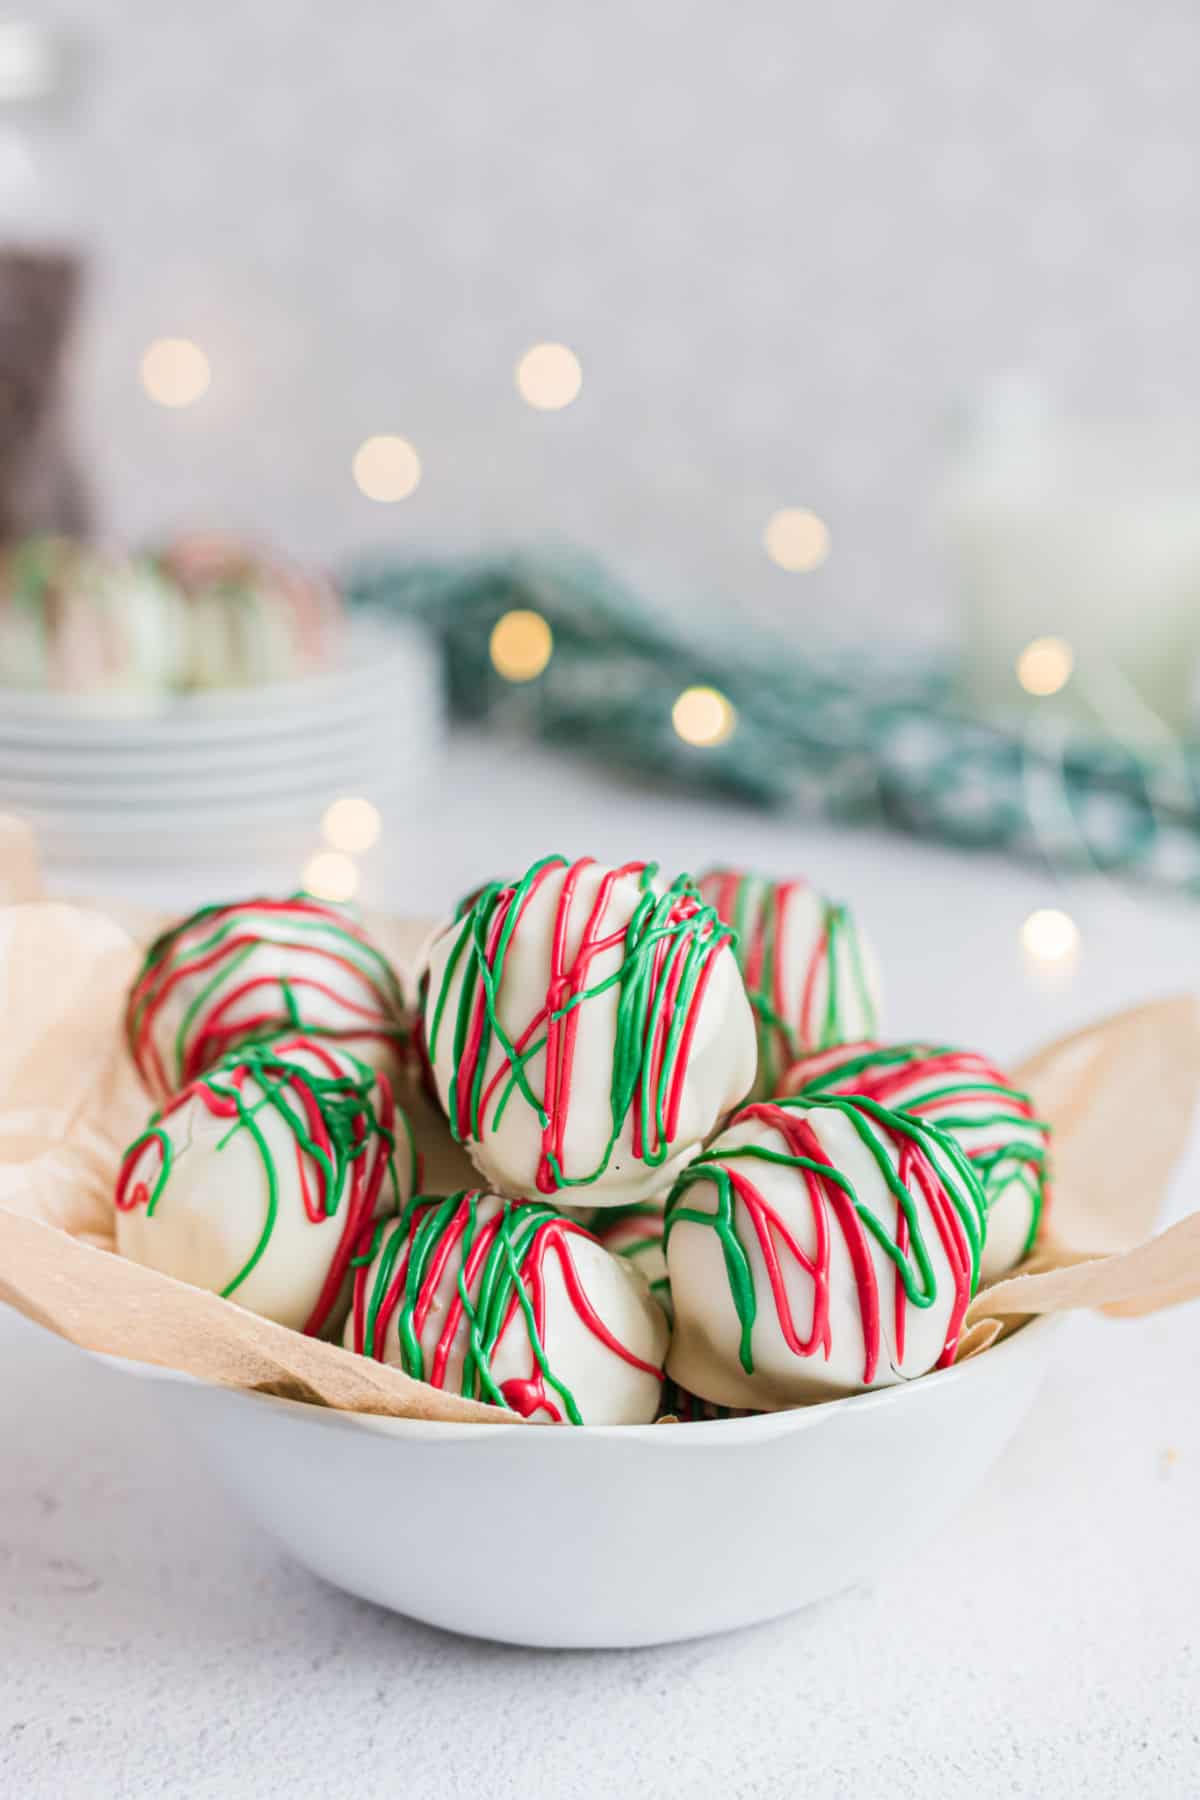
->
[[3, 733, 1199, 1798]]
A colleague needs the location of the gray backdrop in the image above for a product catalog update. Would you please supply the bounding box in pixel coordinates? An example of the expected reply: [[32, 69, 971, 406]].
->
[[55, 0, 1200, 643]]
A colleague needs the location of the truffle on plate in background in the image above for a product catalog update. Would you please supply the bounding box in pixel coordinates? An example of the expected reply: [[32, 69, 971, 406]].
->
[[0, 534, 188, 699], [157, 532, 342, 688]]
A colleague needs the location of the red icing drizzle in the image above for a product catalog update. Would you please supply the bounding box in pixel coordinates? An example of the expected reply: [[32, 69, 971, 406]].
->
[[785, 1041, 1036, 1123], [126, 897, 404, 1100], [761, 1099, 973, 1377], [447, 858, 725, 1194], [350, 1193, 662, 1423], [671, 1098, 979, 1384], [116, 1033, 400, 1338], [782, 1041, 1050, 1251]]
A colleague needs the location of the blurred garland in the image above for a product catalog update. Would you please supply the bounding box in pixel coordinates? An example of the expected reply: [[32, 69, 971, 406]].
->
[[348, 548, 1200, 895]]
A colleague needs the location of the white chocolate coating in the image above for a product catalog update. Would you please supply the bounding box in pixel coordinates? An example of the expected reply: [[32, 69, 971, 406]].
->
[[115, 1038, 414, 1337], [0, 537, 189, 698], [665, 1096, 986, 1409], [422, 858, 757, 1207], [698, 870, 883, 1100], [783, 1040, 1049, 1283], [345, 1191, 668, 1425], [160, 532, 343, 688], [594, 1199, 672, 1320], [126, 895, 408, 1105], [978, 1174, 1040, 1284]]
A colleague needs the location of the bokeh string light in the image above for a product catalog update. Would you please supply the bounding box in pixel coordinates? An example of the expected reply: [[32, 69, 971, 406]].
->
[[515, 342, 583, 411], [489, 608, 554, 681], [1017, 636, 1075, 697], [764, 508, 831, 572], [302, 849, 359, 903], [322, 796, 382, 855], [672, 685, 737, 747], [353, 435, 422, 502], [1020, 906, 1080, 964], [140, 338, 211, 408]]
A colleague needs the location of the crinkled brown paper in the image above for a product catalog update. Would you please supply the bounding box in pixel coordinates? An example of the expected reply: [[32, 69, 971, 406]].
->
[[0, 812, 1197, 1422]]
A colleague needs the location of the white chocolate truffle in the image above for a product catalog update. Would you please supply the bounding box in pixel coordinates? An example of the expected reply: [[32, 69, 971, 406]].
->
[[126, 894, 408, 1104], [784, 1040, 1050, 1283], [594, 1198, 672, 1320], [345, 1190, 668, 1425], [116, 1036, 414, 1337], [421, 856, 757, 1207], [158, 532, 342, 688], [664, 1094, 987, 1409], [0, 535, 189, 698], [698, 869, 882, 1100]]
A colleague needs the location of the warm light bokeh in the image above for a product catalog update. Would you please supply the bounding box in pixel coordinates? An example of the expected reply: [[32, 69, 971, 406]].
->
[[352, 435, 422, 502], [764, 508, 831, 572], [672, 685, 737, 747], [303, 849, 360, 902], [140, 338, 211, 408], [322, 797, 382, 855], [1020, 906, 1080, 963], [1016, 636, 1074, 697], [489, 608, 554, 681], [515, 342, 583, 411]]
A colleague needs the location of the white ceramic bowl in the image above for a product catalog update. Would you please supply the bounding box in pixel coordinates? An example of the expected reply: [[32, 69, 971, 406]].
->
[[94, 1314, 1060, 1648]]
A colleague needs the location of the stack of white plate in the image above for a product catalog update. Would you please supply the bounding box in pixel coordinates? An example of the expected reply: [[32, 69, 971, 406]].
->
[[0, 615, 441, 872]]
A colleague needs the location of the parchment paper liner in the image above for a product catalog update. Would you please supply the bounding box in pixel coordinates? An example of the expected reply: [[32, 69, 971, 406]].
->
[[0, 814, 1197, 1424]]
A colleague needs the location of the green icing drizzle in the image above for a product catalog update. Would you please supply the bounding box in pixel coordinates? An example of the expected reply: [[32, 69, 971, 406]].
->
[[351, 1192, 589, 1422], [427, 856, 737, 1194], [664, 1093, 986, 1380], [117, 1039, 407, 1314], [788, 1041, 1051, 1259], [700, 871, 878, 1094]]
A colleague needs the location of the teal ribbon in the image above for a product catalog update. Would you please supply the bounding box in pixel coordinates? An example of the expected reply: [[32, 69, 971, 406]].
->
[[348, 546, 1200, 895]]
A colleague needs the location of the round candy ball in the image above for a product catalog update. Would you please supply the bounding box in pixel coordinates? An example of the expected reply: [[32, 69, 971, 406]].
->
[[697, 869, 882, 1099], [783, 1040, 1049, 1283], [345, 1189, 668, 1425], [115, 1036, 415, 1337], [158, 531, 342, 688], [0, 534, 189, 698], [421, 855, 757, 1207], [593, 1198, 671, 1319], [664, 1093, 987, 1408], [126, 894, 408, 1104]]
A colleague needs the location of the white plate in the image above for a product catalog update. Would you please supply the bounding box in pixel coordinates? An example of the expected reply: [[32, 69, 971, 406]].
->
[[0, 688, 440, 790], [11, 778, 425, 863], [0, 702, 404, 765], [0, 732, 410, 806], [10, 772, 412, 831], [0, 615, 441, 870], [0, 617, 432, 747], [86, 1315, 1061, 1648]]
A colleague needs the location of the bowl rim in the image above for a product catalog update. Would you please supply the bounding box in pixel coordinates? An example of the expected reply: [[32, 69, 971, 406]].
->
[[81, 1312, 1064, 1451]]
